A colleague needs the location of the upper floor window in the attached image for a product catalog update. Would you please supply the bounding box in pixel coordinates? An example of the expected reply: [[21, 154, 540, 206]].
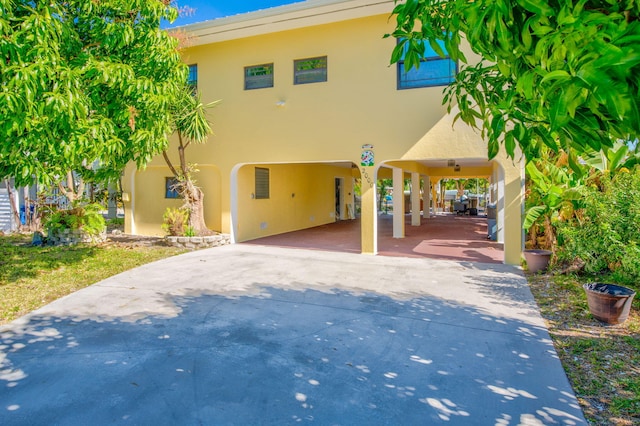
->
[[187, 64, 198, 90], [294, 56, 327, 85], [397, 40, 457, 89], [245, 63, 274, 90]]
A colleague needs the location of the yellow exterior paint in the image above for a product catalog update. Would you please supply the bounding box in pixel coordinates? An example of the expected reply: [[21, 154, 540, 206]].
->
[[234, 163, 354, 241], [122, 0, 525, 264], [125, 164, 222, 236]]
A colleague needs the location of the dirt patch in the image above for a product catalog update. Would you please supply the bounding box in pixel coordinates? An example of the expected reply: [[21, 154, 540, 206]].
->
[[104, 225, 167, 248]]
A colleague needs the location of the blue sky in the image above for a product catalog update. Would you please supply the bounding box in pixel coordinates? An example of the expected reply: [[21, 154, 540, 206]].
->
[[166, 1, 302, 27]]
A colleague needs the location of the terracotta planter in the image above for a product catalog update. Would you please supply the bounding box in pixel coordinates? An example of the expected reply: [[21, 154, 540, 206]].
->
[[523, 249, 552, 273], [583, 283, 636, 325]]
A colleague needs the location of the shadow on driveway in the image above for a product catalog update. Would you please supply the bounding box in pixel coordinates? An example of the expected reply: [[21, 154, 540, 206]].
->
[[1, 292, 584, 424], [0, 245, 585, 424]]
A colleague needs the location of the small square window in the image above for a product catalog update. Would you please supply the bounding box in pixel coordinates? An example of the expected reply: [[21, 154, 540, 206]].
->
[[255, 167, 270, 199], [187, 64, 198, 90], [294, 56, 327, 85], [165, 177, 180, 199], [245, 63, 274, 90]]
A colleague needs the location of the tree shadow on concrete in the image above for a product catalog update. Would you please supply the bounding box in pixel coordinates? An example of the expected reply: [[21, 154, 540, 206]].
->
[[1, 287, 585, 425]]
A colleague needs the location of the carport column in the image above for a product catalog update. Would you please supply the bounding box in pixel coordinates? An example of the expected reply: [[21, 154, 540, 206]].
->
[[392, 167, 405, 238], [360, 167, 377, 254], [411, 172, 421, 226], [422, 175, 431, 219], [503, 161, 526, 265], [497, 166, 506, 244]]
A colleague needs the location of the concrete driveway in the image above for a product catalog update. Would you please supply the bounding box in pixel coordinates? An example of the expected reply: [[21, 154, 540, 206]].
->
[[0, 245, 586, 425]]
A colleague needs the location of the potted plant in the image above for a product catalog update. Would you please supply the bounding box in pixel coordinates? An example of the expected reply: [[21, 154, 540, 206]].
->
[[523, 249, 553, 273], [583, 283, 636, 324]]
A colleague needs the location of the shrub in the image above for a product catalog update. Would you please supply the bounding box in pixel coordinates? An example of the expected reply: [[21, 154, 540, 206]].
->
[[162, 207, 189, 236], [557, 168, 640, 285], [44, 203, 106, 238], [107, 217, 124, 226]]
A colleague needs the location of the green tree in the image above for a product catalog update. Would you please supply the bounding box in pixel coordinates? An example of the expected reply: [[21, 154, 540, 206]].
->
[[162, 84, 219, 236], [388, 0, 640, 164], [0, 0, 186, 187]]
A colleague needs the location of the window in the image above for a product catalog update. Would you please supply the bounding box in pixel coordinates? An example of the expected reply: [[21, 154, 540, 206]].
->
[[255, 167, 270, 199], [397, 40, 457, 89], [245, 63, 274, 90], [187, 64, 198, 90], [165, 177, 180, 199], [294, 56, 327, 85]]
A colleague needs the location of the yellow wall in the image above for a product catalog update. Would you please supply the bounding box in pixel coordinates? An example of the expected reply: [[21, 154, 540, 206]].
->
[[125, 165, 221, 236], [234, 163, 355, 241], [123, 8, 524, 263], [126, 13, 452, 233]]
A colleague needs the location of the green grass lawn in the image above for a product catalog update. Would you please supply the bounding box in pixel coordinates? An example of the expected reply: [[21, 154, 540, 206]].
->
[[0, 234, 185, 324]]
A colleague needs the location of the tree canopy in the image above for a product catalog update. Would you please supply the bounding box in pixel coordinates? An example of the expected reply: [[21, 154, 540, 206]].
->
[[0, 0, 186, 186], [389, 0, 640, 165]]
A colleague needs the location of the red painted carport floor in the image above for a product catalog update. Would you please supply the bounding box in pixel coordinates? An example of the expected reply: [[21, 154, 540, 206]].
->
[[244, 213, 504, 264]]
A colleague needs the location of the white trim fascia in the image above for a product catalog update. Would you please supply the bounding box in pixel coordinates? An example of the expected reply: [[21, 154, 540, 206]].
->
[[173, 0, 395, 46]]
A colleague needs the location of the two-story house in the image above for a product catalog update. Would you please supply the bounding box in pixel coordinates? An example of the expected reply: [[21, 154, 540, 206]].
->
[[122, 0, 524, 264]]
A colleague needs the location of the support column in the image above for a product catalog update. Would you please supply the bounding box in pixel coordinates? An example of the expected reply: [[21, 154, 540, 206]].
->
[[497, 166, 505, 244], [411, 172, 421, 226], [502, 162, 525, 265], [360, 167, 377, 254], [432, 178, 440, 213], [423, 176, 431, 219], [392, 167, 404, 238]]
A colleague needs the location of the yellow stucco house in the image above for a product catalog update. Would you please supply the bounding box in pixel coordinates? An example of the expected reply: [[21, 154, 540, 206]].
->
[[122, 0, 524, 264]]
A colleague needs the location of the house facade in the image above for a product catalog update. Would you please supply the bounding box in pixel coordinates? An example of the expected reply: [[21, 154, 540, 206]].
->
[[122, 0, 525, 264]]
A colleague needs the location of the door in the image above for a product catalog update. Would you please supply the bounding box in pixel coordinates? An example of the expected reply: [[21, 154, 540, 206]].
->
[[335, 178, 343, 221]]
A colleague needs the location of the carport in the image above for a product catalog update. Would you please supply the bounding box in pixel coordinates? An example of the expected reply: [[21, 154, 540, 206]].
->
[[245, 212, 503, 264], [233, 109, 523, 265]]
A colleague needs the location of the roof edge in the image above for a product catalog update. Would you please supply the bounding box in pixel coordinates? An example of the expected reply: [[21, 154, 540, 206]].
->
[[172, 0, 395, 46]]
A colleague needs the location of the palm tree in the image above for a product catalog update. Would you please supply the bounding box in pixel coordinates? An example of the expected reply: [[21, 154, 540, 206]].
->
[[162, 84, 219, 236]]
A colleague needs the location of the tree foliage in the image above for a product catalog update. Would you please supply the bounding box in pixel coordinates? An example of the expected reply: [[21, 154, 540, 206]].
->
[[524, 142, 639, 250], [0, 0, 186, 186], [389, 0, 640, 163], [556, 168, 640, 284]]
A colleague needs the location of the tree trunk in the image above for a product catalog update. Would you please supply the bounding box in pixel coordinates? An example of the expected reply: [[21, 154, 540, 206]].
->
[[455, 179, 467, 197], [543, 215, 556, 252], [182, 179, 213, 236], [57, 171, 85, 204]]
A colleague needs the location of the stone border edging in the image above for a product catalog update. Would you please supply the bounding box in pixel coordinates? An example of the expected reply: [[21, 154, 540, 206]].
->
[[165, 234, 231, 249], [47, 228, 107, 246]]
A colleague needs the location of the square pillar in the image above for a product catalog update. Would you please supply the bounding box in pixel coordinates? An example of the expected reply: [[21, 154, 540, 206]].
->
[[392, 167, 404, 238], [411, 172, 421, 226], [360, 167, 377, 254], [423, 176, 431, 219]]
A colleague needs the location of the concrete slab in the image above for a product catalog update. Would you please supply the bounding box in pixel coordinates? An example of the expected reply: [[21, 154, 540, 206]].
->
[[0, 245, 585, 425]]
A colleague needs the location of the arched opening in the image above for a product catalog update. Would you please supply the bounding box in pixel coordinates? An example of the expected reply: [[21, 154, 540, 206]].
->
[[230, 161, 362, 252]]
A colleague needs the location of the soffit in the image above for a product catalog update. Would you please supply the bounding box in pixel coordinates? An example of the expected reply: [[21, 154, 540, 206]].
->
[[173, 0, 395, 46]]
